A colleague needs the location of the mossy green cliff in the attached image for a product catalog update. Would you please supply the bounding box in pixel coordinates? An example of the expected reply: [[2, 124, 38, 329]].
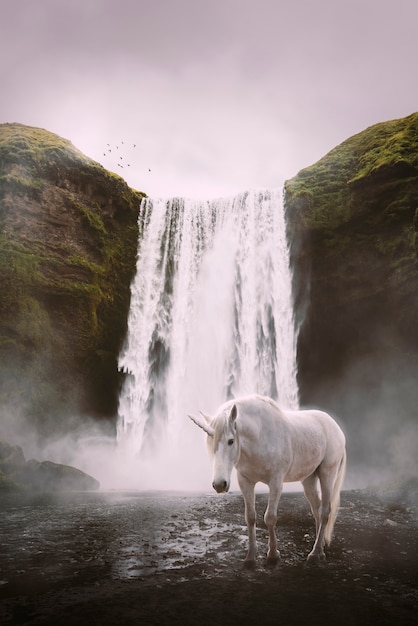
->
[[284, 113, 418, 423], [0, 124, 144, 432], [1, 116, 417, 453]]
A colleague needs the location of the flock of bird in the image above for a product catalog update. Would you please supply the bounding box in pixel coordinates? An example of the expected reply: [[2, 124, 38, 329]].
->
[[102, 141, 151, 173]]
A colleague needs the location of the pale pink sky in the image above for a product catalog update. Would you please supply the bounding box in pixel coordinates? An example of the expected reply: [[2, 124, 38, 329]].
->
[[1, 0, 417, 198]]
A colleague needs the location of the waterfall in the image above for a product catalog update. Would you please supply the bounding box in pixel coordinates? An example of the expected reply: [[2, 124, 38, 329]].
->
[[116, 188, 299, 489]]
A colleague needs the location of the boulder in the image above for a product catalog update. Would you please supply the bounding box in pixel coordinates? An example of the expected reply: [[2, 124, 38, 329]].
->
[[0, 438, 99, 491], [23, 459, 100, 492]]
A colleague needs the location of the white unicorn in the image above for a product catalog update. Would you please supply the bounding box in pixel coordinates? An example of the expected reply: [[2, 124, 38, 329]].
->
[[189, 394, 346, 566]]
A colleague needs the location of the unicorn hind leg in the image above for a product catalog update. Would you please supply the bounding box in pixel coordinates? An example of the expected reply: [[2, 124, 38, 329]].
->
[[307, 474, 332, 562], [307, 452, 346, 562], [302, 472, 321, 535]]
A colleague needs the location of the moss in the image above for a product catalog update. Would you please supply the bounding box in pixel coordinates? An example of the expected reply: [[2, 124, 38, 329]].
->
[[0, 173, 44, 199], [0, 241, 44, 316], [285, 112, 418, 231], [0, 122, 145, 430], [76, 202, 107, 237], [66, 254, 105, 276], [0, 123, 93, 173], [349, 115, 418, 184], [284, 112, 418, 408]]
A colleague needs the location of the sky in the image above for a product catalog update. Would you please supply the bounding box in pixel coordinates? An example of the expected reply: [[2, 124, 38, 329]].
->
[[1, 0, 417, 199]]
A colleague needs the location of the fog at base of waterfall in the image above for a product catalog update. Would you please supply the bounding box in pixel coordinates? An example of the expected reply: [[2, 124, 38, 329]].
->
[[114, 188, 299, 491]]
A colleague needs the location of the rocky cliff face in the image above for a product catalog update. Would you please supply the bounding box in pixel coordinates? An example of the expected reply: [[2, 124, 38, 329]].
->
[[285, 113, 418, 453], [0, 124, 144, 434], [1, 117, 417, 472]]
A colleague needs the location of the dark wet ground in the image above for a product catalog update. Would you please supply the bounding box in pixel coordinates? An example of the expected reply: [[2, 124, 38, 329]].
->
[[0, 487, 417, 625]]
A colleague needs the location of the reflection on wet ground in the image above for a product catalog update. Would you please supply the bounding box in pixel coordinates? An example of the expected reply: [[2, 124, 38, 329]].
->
[[0, 491, 246, 589], [0, 489, 417, 625]]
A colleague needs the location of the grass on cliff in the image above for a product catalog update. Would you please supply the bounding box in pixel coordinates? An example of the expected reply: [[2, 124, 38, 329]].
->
[[0, 123, 145, 422], [350, 114, 418, 184], [285, 112, 418, 231], [0, 123, 93, 173]]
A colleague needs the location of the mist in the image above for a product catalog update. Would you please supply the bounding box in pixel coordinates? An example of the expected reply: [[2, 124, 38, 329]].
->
[[309, 345, 418, 496], [0, 183, 416, 496], [1, 353, 417, 497], [0, 281, 416, 498], [0, 398, 214, 492]]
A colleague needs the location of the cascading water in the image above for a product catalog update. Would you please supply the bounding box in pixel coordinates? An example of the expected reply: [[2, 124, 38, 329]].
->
[[116, 188, 299, 489]]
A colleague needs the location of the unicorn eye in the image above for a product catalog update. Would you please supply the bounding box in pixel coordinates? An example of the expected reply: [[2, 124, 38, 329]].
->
[[227, 438, 234, 446]]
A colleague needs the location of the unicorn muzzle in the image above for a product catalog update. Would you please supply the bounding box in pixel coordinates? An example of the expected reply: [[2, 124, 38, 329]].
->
[[212, 479, 229, 493]]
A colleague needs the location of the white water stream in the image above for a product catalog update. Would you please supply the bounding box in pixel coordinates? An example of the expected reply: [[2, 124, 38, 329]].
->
[[116, 189, 299, 489]]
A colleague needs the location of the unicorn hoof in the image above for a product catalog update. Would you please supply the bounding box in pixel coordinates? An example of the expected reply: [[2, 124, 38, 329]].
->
[[266, 551, 280, 566], [243, 559, 256, 570], [306, 552, 326, 565]]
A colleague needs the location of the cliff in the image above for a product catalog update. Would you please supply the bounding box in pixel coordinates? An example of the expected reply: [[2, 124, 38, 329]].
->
[[0, 123, 144, 434], [284, 113, 418, 429], [1, 116, 417, 455]]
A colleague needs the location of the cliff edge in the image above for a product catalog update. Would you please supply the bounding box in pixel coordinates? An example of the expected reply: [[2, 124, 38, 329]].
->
[[285, 113, 418, 442], [0, 123, 144, 433]]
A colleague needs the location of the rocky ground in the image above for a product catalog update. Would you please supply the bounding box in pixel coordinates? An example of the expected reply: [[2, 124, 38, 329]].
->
[[0, 485, 417, 625]]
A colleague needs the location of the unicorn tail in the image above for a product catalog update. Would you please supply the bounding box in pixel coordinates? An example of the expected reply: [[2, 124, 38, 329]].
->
[[325, 448, 347, 545]]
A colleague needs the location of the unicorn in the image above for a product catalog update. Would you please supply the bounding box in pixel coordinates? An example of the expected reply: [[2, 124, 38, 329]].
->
[[189, 394, 346, 566]]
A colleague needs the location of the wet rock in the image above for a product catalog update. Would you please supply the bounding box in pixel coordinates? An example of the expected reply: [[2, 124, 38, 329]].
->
[[0, 441, 26, 468], [23, 459, 100, 492], [0, 441, 27, 490], [383, 518, 398, 527], [0, 438, 99, 491]]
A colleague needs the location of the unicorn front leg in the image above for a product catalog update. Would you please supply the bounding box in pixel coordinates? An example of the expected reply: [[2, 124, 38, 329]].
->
[[264, 479, 283, 564], [237, 473, 257, 568]]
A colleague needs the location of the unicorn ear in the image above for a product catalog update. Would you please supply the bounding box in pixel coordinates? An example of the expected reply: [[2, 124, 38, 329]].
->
[[229, 404, 237, 423], [188, 413, 215, 437]]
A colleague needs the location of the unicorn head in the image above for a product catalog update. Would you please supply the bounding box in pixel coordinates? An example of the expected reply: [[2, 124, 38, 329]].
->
[[189, 404, 239, 493]]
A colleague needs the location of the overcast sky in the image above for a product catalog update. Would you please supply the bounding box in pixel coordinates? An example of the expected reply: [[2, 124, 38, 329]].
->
[[1, 0, 417, 198]]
